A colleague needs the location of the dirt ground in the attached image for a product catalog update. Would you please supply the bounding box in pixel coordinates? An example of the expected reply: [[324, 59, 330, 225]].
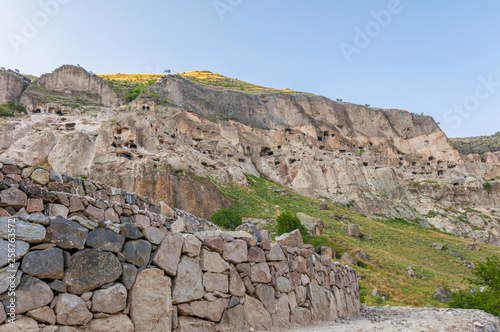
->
[[283, 306, 500, 332]]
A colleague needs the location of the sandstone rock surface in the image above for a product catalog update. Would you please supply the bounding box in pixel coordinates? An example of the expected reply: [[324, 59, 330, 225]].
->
[[130, 268, 172, 332]]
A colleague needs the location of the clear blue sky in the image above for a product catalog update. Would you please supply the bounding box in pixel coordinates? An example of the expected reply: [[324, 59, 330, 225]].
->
[[1, 0, 499, 138]]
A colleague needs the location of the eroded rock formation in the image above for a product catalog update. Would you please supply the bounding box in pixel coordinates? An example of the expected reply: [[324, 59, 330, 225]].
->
[[20, 65, 123, 114], [0, 66, 499, 245], [0, 69, 30, 104]]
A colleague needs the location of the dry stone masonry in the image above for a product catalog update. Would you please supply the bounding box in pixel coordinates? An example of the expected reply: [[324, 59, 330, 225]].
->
[[0, 158, 360, 331]]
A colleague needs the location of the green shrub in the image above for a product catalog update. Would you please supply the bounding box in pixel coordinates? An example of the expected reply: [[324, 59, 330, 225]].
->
[[472, 256, 500, 293], [483, 182, 493, 192], [0, 102, 26, 117], [211, 209, 242, 231], [276, 212, 306, 236], [0, 108, 14, 117], [448, 290, 500, 316], [6, 102, 25, 113], [448, 256, 500, 316], [125, 87, 142, 102], [359, 288, 367, 304]]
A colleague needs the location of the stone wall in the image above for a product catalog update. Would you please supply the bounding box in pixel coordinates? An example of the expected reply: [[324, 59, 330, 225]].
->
[[0, 158, 360, 331]]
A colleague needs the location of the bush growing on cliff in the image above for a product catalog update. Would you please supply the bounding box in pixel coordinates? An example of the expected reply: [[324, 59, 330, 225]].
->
[[448, 256, 500, 316], [124, 87, 141, 102], [211, 209, 242, 230], [0, 102, 26, 117], [276, 212, 306, 236], [483, 181, 493, 192]]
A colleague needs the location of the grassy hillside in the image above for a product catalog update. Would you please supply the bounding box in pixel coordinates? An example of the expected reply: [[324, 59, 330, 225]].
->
[[212, 173, 500, 307], [22, 74, 38, 82], [98, 74, 161, 100], [181, 70, 315, 96], [99, 71, 315, 97], [451, 132, 500, 155], [98, 73, 165, 83]]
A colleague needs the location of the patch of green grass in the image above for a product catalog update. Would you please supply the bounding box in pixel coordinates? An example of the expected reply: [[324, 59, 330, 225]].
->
[[105, 79, 155, 102], [426, 210, 438, 218], [22, 74, 39, 82], [211, 208, 242, 230], [0, 102, 26, 117]]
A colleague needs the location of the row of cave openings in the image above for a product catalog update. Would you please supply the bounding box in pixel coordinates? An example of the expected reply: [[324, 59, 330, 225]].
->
[[32, 108, 65, 115], [258, 128, 363, 159], [113, 126, 137, 160]]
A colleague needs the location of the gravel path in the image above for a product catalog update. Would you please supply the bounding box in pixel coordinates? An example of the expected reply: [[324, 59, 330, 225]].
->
[[284, 306, 500, 332]]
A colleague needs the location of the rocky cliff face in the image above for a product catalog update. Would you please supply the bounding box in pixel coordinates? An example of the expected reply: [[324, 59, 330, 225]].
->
[[1, 67, 499, 246], [20, 65, 123, 113], [0, 111, 230, 220], [0, 69, 31, 104]]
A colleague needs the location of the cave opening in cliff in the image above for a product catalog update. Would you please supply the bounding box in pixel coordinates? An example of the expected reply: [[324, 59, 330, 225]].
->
[[324, 131, 335, 137], [260, 147, 272, 156], [126, 141, 137, 149], [117, 152, 132, 160]]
